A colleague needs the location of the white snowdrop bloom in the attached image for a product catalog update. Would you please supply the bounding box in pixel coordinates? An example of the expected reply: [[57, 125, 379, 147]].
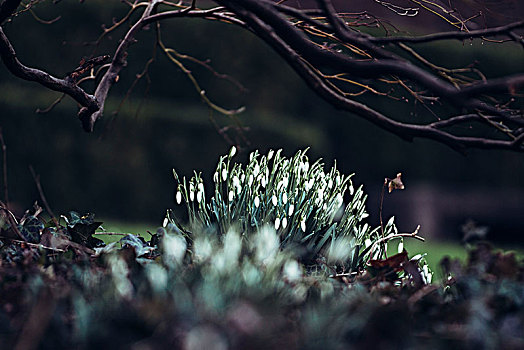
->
[[288, 204, 294, 216], [254, 164, 260, 176], [198, 183, 204, 193], [364, 238, 372, 248], [336, 175, 341, 185], [222, 168, 228, 181], [233, 176, 240, 189], [317, 188, 324, 201], [163, 233, 187, 265], [411, 254, 422, 262], [349, 185, 354, 195], [228, 190, 234, 201], [397, 240, 404, 254], [300, 220, 306, 232], [304, 181, 311, 192], [282, 193, 288, 204], [282, 177, 289, 188], [190, 191, 195, 202], [196, 191, 203, 203], [303, 161, 309, 173], [261, 177, 266, 188], [249, 152, 254, 161], [176, 191, 182, 204], [282, 217, 288, 229], [254, 196, 260, 208], [248, 174, 254, 186], [277, 181, 284, 191], [213, 172, 219, 183], [423, 265, 432, 284], [335, 193, 343, 207], [328, 179, 333, 189], [254, 226, 279, 263], [163, 217, 169, 227], [241, 173, 245, 183], [268, 149, 274, 160], [323, 203, 327, 210], [272, 195, 278, 206], [229, 146, 237, 157], [307, 178, 314, 191], [274, 217, 281, 230], [283, 260, 302, 282]]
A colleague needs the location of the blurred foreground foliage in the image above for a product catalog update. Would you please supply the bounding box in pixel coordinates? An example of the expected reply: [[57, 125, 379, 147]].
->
[[0, 150, 523, 349]]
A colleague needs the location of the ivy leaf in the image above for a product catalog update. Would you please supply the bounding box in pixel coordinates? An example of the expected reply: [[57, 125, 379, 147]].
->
[[68, 222, 104, 248], [18, 216, 44, 243]]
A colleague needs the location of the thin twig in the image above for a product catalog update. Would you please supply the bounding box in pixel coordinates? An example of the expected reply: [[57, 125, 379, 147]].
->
[[0, 235, 66, 252], [29, 165, 57, 221], [93, 232, 127, 236]]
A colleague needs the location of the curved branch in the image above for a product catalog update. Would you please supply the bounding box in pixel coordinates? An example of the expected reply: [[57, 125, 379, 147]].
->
[[370, 20, 524, 44], [0, 27, 99, 113], [79, 0, 162, 132], [215, 0, 523, 152]]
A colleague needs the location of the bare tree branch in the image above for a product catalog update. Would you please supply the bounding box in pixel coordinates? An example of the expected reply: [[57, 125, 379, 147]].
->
[[0, 0, 522, 152], [0, 27, 99, 114]]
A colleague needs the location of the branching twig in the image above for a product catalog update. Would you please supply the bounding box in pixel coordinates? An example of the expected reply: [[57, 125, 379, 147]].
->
[[29, 165, 57, 221]]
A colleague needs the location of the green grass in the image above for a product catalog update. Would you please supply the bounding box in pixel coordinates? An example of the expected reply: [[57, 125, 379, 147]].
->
[[96, 220, 159, 244]]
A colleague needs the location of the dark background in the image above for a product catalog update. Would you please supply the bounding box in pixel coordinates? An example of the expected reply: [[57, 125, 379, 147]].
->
[[0, 1, 522, 243]]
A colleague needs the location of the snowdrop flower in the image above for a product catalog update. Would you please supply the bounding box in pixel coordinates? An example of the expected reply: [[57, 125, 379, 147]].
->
[[328, 179, 333, 189], [196, 191, 203, 203], [365, 238, 372, 248], [228, 191, 234, 201], [282, 177, 289, 188], [254, 164, 260, 176], [272, 195, 278, 206], [233, 176, 240, 190], [213, 172, 219, 183], [254, 196, 260, 208], [275, 217, 281, 230], [335, 193, 343, 207], [397, 239, 404, 254], [283, 260, 302, 282], [176, 191, 182, 204], [282, 217, 288, 229], [300, 220, 306, 232], [282, 193, 288, 204], [248, 174, 254, 186], [190, 190, 195, 202], [229, 146, 237, 157], [288, 204, 294, 216], [222, 168, 228, 181], [261, 177, 266, 188], [268, 149, 274, 160]]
